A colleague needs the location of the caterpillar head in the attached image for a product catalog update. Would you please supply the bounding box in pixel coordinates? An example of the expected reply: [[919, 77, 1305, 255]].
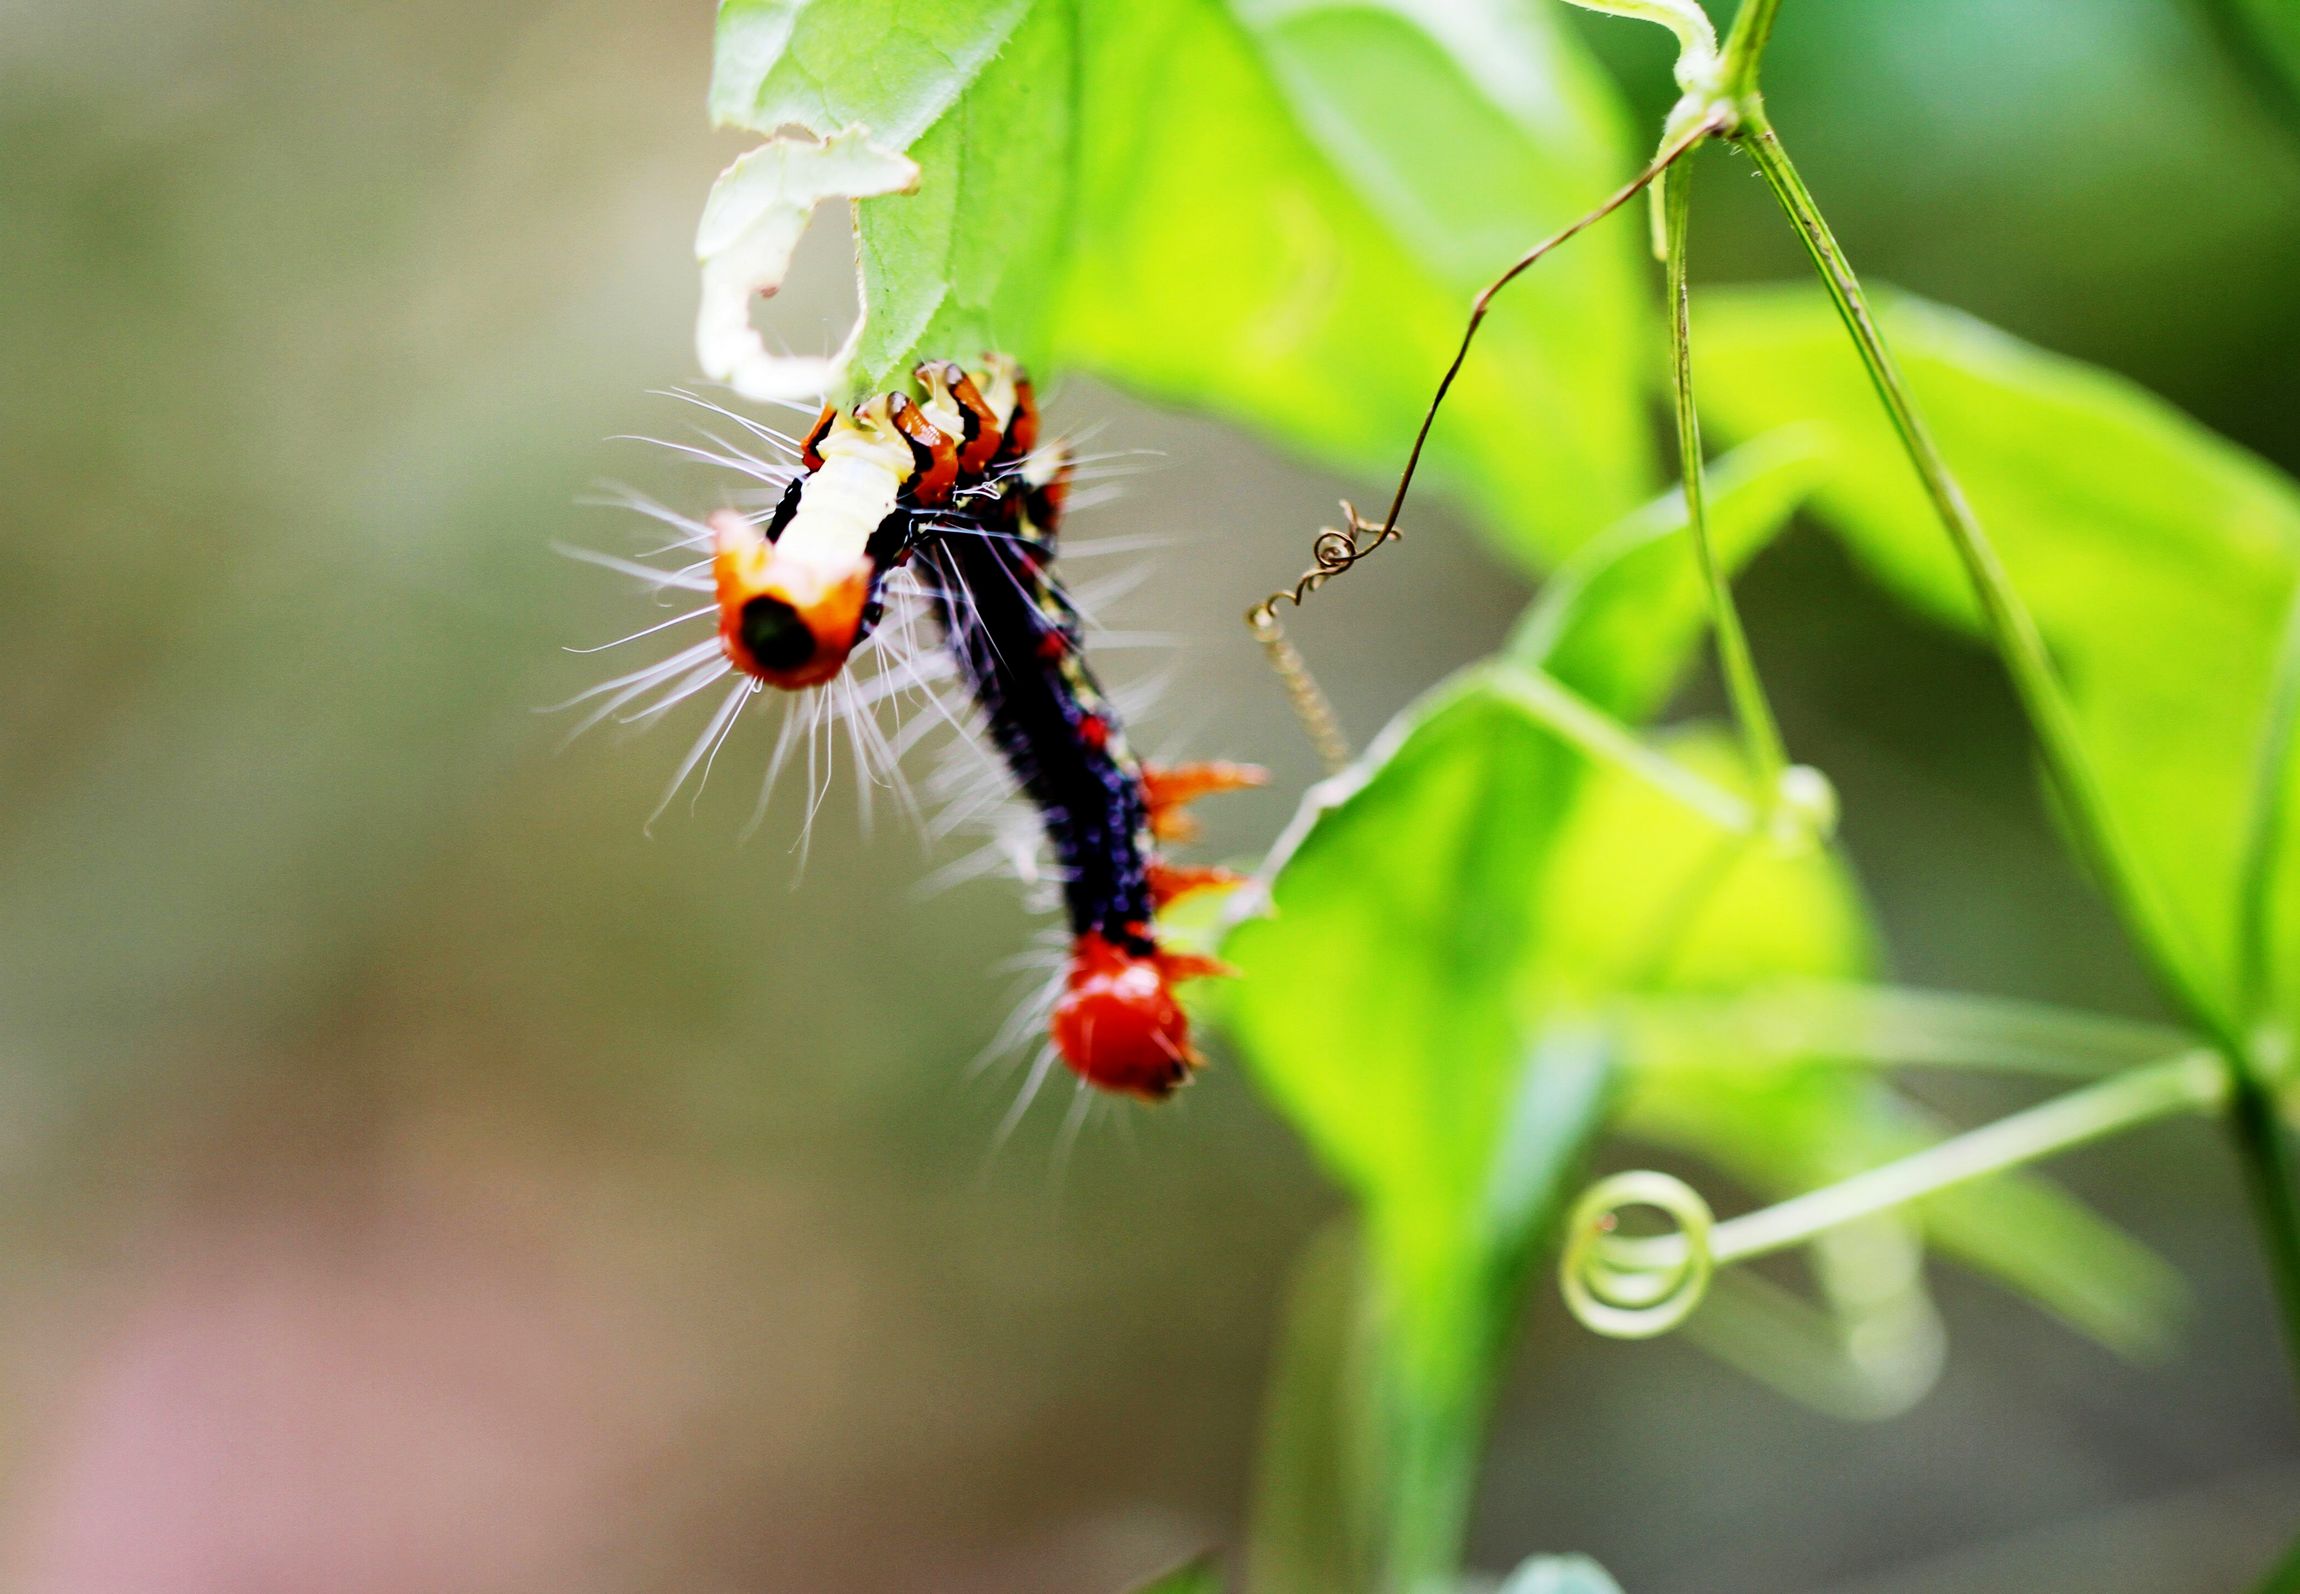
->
[[1051, 931, 1228, 1101], [708, 508, 872, 689]]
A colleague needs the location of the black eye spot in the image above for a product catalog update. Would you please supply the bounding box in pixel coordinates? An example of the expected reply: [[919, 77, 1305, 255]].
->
[[740, 596, 815, 672]]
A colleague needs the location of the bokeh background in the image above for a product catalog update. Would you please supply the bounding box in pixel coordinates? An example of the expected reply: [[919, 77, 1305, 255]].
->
[[5, 1, 2300, 1590]]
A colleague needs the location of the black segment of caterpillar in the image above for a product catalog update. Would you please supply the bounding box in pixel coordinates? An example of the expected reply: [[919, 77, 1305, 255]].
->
[[706, 358, 1262, 1099]]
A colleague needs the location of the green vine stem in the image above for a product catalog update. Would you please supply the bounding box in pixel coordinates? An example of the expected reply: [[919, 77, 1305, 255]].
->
[[2240, 583, 2300, 1019], [1716, 1, 2300, 1403], [1562, 1049, 2228, 1339], [1662, 160, 1789, 790], [1488, 665, 1755, 835], [1732, 115, 2210, 1033], [1718, 0, 1782, 103]]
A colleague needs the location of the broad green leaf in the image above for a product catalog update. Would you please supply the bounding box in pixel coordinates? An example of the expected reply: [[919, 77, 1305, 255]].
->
[[848, 0, 1075, 391], [1220, 670, 1863, 1581], [1509, 428, 1826, 721], [1224, 670, 1609, 1289], [705, 0, 1652, 557], [699, 0, 1064, 398], [1057, 0, 1651, 557], [1694, 287, 2300, 1025], [1532, 730, 1872, 997], [1496, 1554, 1626, 1594], [710, 0, 1030, 138], [1220, 668, 1613, 1587], [1552, 738, 2179, 1361]]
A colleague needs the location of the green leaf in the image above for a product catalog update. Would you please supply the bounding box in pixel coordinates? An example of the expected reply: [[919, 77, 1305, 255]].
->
[[1496, 1554, 1626, 1594], [1056, 0, 1651, 557], [848, 0, 1075, 392], [1220, 669, 1865, 1582], [1693, 286, 2300, 1024], [710, 0, 1031, 140], [699, 0, 1064, 398], [1225, 672, 1588, 1245], [1221, 668, 1614, 1587], [1509, 428, 1826, 721], [1518, 727, 2178, 1367], [704, 0, 1652, 557]]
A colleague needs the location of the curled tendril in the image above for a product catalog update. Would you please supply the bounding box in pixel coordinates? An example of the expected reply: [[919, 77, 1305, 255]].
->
[[1558, 1170, 1717, 1339], [1245, 499, 1400, 630], [1243, 122, 1719, 767], [1248, 605, 1353, 775]]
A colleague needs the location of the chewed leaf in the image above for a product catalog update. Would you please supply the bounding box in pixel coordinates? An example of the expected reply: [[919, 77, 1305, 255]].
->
[[694, 128, 919, 403], [710, 0, 1032, 146], [708, 0, 1650, 555]]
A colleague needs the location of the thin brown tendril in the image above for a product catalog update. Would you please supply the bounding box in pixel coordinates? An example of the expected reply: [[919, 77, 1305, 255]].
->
[[1250, 602, 1352, 774], [1244, 116, 1725, 760]]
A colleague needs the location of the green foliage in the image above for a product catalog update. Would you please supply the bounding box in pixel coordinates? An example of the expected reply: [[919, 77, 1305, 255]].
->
[[1694, 287, 2300, 1029], [704, 0, 1652, 558], [699, 5, 2300, 1590], [1508, 429, 1825, 720], [1221, 668, 1618, 1587], [2214, 0, 2300, 120], [1220, 664, 1870, 1583]]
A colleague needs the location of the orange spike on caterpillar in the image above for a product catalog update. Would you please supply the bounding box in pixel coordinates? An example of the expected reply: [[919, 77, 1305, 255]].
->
[[1146, 860, 1245, 910], [1142, 760, 1270, 843]]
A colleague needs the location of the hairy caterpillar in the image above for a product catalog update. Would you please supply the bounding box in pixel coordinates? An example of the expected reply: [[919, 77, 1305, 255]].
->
[[572, 358, 1259, 1100]]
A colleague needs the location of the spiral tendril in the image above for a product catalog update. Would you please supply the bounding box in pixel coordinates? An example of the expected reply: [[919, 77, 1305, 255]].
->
[[1558, 1170, 1717, 1339], [1241, 123, 1721, 771], [1246, 499, 1401, 632], [1248, 605, 1353, 775]]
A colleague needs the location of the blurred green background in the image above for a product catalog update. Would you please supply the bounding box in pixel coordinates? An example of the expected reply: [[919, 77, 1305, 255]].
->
[[3, 1, 2299, 1590]]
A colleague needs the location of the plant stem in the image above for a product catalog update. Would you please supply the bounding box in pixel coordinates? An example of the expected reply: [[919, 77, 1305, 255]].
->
[[2232, 1065, 2300, 1376], [1663, 160, 1787, 787], [1705, 1052, 2226, 1265], [1620, 983, 2201, 1079], [1489, 664, 1756, 835], [1719, 0, 1784, 101], [1592, 1050, 2225, 1290], [1732, 113, 2208, 1031], [2240, 583, 2300, 1017], [1733, 103, 2300, 1394], [2232, 593, 2300, 1386]]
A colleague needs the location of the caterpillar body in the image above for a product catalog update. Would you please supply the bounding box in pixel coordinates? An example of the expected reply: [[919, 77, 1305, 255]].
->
[[589, 357, 1258, 1101]]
